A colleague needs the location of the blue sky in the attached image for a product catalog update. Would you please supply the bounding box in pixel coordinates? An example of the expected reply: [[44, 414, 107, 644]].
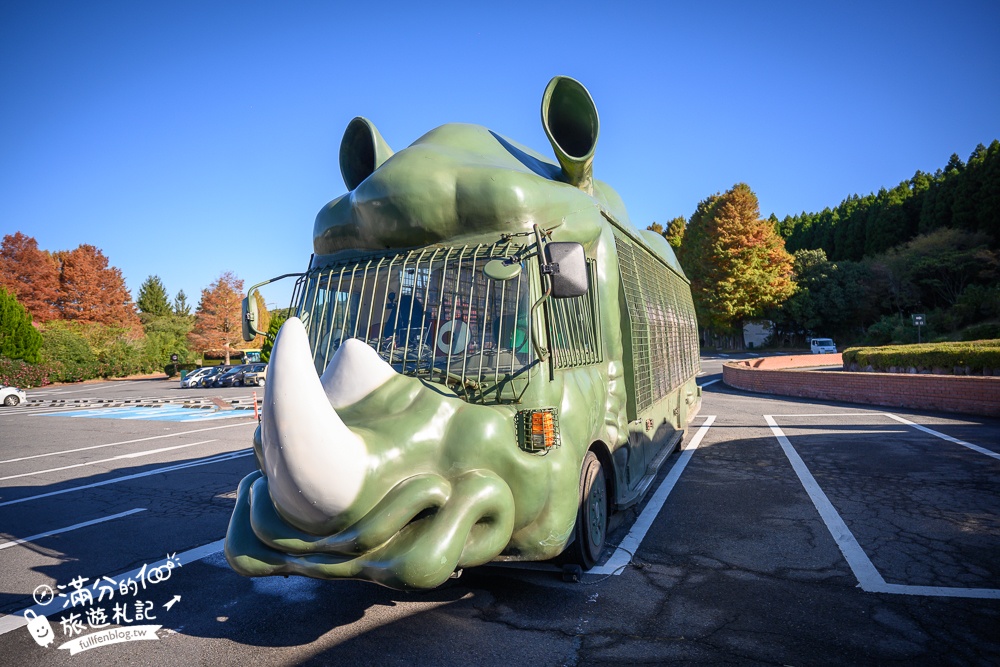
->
[[2, 1, 998, 311]]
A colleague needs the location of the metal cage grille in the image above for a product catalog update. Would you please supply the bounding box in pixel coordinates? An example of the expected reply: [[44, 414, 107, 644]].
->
[[614, 232, 699, 412], [292, 243, 535, 403], [550, 260, 602, 369]]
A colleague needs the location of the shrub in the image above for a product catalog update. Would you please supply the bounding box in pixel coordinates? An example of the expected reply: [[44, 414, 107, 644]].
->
[[165, 363, 199, 378], [40, 327, 99, 382], [843, 339, 1000, 374], [0, 358, 54, 388]]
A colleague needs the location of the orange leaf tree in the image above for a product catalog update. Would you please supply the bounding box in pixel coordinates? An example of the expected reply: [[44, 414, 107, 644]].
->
[[679, 183, 795, 345], [188, 271, 244, 364], [54, 244, 141, 334], [0, 232, 61, 322]]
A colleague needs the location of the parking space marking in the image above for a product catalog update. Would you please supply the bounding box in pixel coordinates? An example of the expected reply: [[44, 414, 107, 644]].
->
[[765, 414, 1000, 599], [0, 450, 253, 508], [885, 413, 1000, 460], [592, 415, 716, 576], [0, 508, 146, 551], [0, 421, 256, 466], [0, 440, 217, 482], [35, 405, 255, 422]]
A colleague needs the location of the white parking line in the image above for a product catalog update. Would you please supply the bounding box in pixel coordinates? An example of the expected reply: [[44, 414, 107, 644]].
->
[[0, 508, 147, 551], [0, 421, 255, 465], [885, 413, 1000, 461], [0, 440, 218, 481], [0, 450, 253, 507], [28, 382, 130, 396], [765, 414, 1000, 599], [591, 415, 716, 576], [699, 379, 719, 388]]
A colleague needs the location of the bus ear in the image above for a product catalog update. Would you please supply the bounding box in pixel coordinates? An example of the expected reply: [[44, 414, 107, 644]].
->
[[541, 76, 599, 193], [340, 117, 394, 191]]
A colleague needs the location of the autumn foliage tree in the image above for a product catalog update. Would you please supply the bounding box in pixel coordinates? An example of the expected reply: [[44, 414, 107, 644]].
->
[[54, 245, 141, 333], [679, 183, 795, 345], [188, 272, 245, 364], [0, 232, 61, 321]]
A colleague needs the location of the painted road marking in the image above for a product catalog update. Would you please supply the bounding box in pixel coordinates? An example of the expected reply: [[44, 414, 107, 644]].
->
[[766, 413, 1000, 599], [0, 421, 256, 466], [699, 379, 719, 388], [0, 450, 253, 508], [885, 413, 1000, 461], [35, 405, 254, 422], [0, 537, 226, 636], [591, 415, 716, 576], [0, 508, 147, 551], [0, 440, 217, 482]]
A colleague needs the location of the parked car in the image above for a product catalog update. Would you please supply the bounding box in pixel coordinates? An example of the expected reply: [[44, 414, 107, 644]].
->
[[216, 365, 252, 388], [1, 384, 26, 407], [197, 365, 230, 388], [242, 363, 268, 387], [810, 338, 837, 354], [180, 367, 212, 388]]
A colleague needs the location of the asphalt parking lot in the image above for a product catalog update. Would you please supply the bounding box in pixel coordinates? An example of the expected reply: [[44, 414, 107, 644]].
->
[[0, 367, 998, 665]]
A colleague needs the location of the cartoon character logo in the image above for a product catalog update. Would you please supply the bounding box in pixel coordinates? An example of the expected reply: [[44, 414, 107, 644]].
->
[[24, 610, 54, 647]]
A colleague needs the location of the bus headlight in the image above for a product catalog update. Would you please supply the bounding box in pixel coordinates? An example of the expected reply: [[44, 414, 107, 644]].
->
[[517, 408, 561, 453]]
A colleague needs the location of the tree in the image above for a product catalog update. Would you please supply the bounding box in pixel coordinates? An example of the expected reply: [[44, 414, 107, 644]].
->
[[678, 183, 795, 344], [260, 312, 288, 363], [188, 272, 244, 364], [886, 228, 998, 308], [173, 290, 192, 317], [647, 218, 686, 248], [0, 286, 43, 363], [55, 245, 141, 333], [137, 275, 172, 317], [251, 289, 271, 349], [0, 232, 61, 321], [769, 250, 878, 343], [665, 216, 686, 249]]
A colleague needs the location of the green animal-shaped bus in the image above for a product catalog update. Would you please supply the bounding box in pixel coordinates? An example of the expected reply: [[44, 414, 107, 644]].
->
[[225, 76, 702, 590]]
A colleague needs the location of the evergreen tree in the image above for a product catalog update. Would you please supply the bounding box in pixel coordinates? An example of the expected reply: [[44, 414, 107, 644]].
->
[[137, 275, 172, 316], [260, 312, 288, 363], [665, 216, 686, 249], [0, 286, 43, 363], [173, 290, 192, 317]]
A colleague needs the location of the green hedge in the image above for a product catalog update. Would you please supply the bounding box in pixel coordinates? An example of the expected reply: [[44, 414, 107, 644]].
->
[[843, 339, 1000, 374]]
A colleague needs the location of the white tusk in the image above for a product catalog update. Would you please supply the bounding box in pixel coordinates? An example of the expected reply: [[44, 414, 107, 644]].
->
[[320, 338, 398, 410], [261, 317, 368, 531]]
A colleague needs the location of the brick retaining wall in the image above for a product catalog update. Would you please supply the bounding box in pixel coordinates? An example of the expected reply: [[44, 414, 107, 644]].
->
[[723, 354, 1000, 417]]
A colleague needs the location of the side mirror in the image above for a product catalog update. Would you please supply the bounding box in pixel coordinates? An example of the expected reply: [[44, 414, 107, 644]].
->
[[544, 242, 588, 298], [242, 296, 259, 342]]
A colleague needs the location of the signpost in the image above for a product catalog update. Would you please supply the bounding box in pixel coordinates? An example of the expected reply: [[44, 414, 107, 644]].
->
[[911, 314, 925, 343]]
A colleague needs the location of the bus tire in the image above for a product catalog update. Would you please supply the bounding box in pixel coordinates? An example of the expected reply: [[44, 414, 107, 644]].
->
[[568, 451, 607, 570]]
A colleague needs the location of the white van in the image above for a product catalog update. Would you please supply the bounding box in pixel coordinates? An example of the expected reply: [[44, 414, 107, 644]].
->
[[809, 338, 837, 354]]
